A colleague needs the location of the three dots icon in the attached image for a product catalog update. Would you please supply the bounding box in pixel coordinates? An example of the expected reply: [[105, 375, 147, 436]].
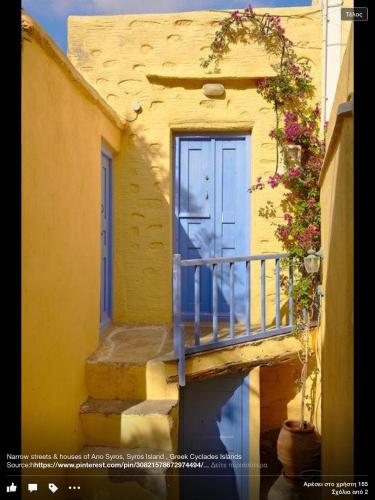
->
[[68, 486, 81, 490]]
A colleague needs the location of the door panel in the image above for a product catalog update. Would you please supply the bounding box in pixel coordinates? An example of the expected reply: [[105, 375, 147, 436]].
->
[[177, 139, 214, 317], [215, 139, 248, 320], [180, 373, 249, 500], [100, 152, 112, 329], [179, 140, 212, 218], [180, 220, 213, 315], [175, 136, 250, 321]]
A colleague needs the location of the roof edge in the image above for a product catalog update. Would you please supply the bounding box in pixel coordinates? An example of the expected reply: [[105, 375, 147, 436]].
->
[[22, 10, 125, 131]]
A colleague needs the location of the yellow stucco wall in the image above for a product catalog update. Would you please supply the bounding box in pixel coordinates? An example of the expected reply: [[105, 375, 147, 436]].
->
[[22, 14, 122, 455], [319, 26, 354, 487], [68, 7, 323, 324], [260, 354, 320, 428], [261, 361, 301, 432]]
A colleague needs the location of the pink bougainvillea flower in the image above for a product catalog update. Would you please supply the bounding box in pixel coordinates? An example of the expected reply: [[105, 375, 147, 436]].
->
[[284, 112, 305, 142], [284, 213, 293, 224], [267, 173, 283, 188], [269, 129, 277, 139], [202, 7, 324, 319], [288, 167, 301, 178], [313, 105, 320, 116], [276, 225, 291, 241]]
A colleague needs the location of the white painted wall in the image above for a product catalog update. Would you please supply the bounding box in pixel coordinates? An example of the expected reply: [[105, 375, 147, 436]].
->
[[321, 0, 345, 128]]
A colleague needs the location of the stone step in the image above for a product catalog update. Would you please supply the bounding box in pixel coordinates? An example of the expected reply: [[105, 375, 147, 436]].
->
[[80, 399, 179, 452], [68, 446, 178, 500], [85, 325, 178, 400], [146, 359, 178, 400], [86, 357, 179, 401], [86, 357, 149, 400]]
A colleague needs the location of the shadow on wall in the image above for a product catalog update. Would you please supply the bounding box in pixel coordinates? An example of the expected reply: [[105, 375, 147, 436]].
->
[[258, 358, 319, 499], [147, 76, 259, 93], [114, 124, 172, 323]]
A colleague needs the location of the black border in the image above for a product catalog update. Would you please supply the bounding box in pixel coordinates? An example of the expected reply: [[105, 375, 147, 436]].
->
[[4, 0, 22, 496], [353, 0, 370, 481], [4, 0, 371, 494]]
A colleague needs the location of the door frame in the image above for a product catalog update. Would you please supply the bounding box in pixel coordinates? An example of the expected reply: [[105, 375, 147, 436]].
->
[[100, 146, 113, 331], [173, 132, 252, 320]]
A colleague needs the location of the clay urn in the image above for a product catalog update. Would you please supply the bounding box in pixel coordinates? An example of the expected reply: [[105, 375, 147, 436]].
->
[[277, 420, 321, 485]]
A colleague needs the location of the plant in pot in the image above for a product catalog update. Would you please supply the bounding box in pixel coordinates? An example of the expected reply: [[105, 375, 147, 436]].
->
[[276, 250, 322, 486]]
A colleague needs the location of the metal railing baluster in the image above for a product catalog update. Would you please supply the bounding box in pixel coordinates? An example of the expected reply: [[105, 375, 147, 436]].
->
[[178, 326, 185, 386], [173, 254, 181, 357], [173, 254, 185, 386], [230, 262, 235, 338], [289, 257, 294, 327], [275, 258, 281, 329], [213, 263, 218, 342], [261, 259, 266, 332], [246, 260, 251, 336], [194, 265, 200, 346]]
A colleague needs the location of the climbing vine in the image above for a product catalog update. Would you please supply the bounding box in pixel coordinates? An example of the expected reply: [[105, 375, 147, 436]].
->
[[202, 4, 324, 322]]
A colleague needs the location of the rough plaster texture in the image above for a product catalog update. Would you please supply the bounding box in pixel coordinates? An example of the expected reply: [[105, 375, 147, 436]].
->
[[68, 7, 323, 325], [260, 359, 319, 433]]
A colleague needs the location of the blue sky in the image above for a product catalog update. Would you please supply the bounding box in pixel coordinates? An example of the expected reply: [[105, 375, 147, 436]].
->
[[22, 0, 311, 53]]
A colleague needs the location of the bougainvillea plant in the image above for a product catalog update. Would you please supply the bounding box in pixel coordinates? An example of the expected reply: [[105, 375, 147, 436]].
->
[[202, 4, 324, 323]]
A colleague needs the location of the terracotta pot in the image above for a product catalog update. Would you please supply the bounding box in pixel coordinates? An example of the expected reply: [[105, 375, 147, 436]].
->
[[277, 420, 321, 485]]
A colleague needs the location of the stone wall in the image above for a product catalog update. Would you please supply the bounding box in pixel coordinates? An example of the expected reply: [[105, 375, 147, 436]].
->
[[68, 7, 323, 324]]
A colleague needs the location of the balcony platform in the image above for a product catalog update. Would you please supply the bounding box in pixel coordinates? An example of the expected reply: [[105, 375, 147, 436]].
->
[[90, 323, 303, 386]]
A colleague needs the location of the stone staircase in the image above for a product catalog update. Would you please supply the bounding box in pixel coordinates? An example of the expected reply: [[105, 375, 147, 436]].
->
[[76, 325, 180, 500], [80, 399, 178, 450], [72, 323, 302, 500]]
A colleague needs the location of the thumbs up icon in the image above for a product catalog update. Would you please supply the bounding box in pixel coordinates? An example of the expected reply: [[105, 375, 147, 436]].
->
[[6, 483, 17, 492]]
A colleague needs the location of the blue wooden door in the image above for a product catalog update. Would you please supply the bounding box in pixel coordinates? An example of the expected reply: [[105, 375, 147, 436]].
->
[[100, 151, 112, 329], [175, 135, 250, 321], [180, 373, 249, 500]]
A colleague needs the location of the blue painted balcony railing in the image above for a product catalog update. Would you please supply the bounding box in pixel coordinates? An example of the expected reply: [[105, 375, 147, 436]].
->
[[173, 253, 295, 386]]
